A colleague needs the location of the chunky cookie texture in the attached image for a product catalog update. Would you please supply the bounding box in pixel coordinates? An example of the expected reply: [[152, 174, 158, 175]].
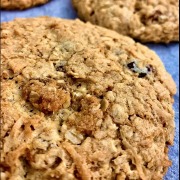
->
[[1, 17, 176, 180], [1, 0, 48, 10], [73, 0, 179, 43]]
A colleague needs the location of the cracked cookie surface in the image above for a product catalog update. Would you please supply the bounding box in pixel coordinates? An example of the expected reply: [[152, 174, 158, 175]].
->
[[1, 0, 49, 10], [73, 0, 179, 43], [1, 17, 176, 180]]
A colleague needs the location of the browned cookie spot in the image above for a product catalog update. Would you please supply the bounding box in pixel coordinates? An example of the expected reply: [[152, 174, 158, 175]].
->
[[22, 79, 71, 113], [67, 96, 103, 135]]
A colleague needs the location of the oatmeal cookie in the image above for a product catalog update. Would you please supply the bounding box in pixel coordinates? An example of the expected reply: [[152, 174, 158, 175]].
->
[[1, 0, 49, 10], [1, 17, 176, 180], [72, 0, 179, 43]]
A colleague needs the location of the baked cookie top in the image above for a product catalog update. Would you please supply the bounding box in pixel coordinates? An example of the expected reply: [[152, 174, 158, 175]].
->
[[1, 0, 49, 10], [1, 17, 176, 180], [73, 0, 179, 43]]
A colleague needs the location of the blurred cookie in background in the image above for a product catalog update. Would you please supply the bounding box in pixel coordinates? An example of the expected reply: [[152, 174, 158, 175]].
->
[[72, 0, 179, 43], [1, 0, 49, 10]]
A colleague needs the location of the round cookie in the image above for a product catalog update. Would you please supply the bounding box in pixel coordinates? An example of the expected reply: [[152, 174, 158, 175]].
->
[[72, 0, 179, 43], [1, 0, 49, 10], [1, 17, 176, 180]]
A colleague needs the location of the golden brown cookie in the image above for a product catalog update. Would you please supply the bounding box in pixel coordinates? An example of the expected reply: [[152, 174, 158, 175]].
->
[[1, 17, 176, 180], [73, 0, 179, 43], [1, 0, 49, 10]]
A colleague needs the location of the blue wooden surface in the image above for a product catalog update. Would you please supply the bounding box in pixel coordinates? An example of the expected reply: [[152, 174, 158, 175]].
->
[[1, 0, 179, 179]]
